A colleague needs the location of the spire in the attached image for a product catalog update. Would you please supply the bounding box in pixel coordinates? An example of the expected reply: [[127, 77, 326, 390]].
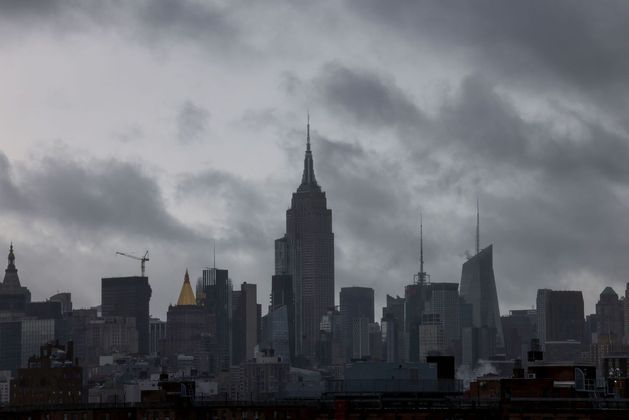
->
[[418, 212, 427, 284], [476, 197, 480, 255], [298, 114, 320, 193], [3, 242, 21, 288], [177, 268, 196, 306]]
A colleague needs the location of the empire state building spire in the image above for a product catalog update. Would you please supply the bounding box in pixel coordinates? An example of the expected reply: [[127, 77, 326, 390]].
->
[[298, 114, 320, 193]]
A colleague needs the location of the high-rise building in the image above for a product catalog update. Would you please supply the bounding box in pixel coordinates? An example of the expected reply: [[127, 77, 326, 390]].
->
[[419, 313, 446, 362], [84, 317, 139, 364], [0, 244, 31, 315], [101, 276, 151, 354], [425, 283, 461, 348], [232, 282, 258, 365], [536, 289, 584, 348], [276, 119, 334, 360], [49, 292, 72, 315], [149, 317, 167, 356], [162, 270, 213, 373], [501, 309, 537, 361], [351, 317, 370, 359], [340, 287, 374, 360], [0, 320, 21, 372], [382, 295, 405, 363], [200, 267, 232, 370], [595, 287, 624, 342], [459, 245, 503, 350]]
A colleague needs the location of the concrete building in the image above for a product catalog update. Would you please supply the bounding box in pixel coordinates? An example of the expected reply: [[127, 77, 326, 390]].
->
[[277, 120, 334, 361], [419, 313, 446, 362], [101, 276, 151, 354], [426, 283, 461, 348]]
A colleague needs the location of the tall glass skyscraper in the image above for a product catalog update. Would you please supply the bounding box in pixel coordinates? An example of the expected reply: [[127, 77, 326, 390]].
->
[[276, 119, 334, 361]]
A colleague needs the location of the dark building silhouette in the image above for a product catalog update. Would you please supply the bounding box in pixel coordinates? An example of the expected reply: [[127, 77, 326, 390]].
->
[[276, 119, 334, 360], [0, 320, 21, 372], [0, 244, 31, 315], [200, 267, 232, 370], [232, 282, 258, 365], [595, 287, 624, 342], [340, 287, 374, 360], [101, 276, 151, 354], [26, 301, 62, 319], [382, 295, 405, 363], [537, 289, 584, 348], [162, 270, 213, 373], [501, 309, 537, 361], [271, 274, 295, 360], [49, 292, 72, 315], [460, 245, 504, 352]]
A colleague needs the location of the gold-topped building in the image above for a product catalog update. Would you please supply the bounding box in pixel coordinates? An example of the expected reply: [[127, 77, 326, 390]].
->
[[177, 269, 196, 306]]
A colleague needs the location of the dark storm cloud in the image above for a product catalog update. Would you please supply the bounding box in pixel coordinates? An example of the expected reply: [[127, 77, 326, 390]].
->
[[177, 101, 210, 144], [352, 1, 629, 91], [306, 57, 629, 308], [0, 151, 200, 242], [313, 63, 424, 130], [0, 0, 239, 49]]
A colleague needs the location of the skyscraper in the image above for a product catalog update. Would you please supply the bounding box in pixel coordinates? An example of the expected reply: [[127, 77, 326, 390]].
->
[[276, 118, 334, 360], [200, 267, 232, 370], [232, 282, 258, 365], [101, 276, 151, 354], [340, 287, 374, 360], [459, 245, 504, 350]]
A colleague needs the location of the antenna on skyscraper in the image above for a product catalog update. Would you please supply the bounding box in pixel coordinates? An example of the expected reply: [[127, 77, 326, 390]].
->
[[307, 111, 311, 151], [420, 210, 424, 278], [476, 196, 480, 255]]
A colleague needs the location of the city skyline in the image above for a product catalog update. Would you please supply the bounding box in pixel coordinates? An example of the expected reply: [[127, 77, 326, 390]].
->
[[1, 1, 629, 320]]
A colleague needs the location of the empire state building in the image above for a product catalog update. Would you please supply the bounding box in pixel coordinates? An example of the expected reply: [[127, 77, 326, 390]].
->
[[275, 118, 334, 361]]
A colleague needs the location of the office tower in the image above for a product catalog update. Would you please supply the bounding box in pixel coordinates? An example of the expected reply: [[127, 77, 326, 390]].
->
[[340, 287, 374, 360], [200, 267, 232, 370], [101, 276, 151, 354], [595, 287, 624, 342], [0, 244, 31, 315], [419, 313, 446, 362], [459, 245, 504, 349], [382, 295, 406, 363], [368, 322, 383, 361], [26, 301, 62, 320], [163, 270, 213, 372], [426, 283, 461, 347], [351, 317, 370, 359], [270, 274, 295, 361], [501, 309, 537, 360], [261, 306, 290, 362], [536, 289, 584, 348], [276, 119, 334, 360], [232, 282, 258, 365], [49, 292, 72, 315]]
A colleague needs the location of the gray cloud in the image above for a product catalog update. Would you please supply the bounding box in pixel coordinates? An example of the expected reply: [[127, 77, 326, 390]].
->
[[177, 101, 210, 144], [0, 151, 200, 242]]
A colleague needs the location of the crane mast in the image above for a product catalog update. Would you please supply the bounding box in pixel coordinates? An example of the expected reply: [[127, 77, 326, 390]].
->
[[115, 250, 150, 277]]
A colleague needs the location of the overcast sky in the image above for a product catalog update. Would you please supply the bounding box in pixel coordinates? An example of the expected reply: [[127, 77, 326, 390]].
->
[[1, 0, 629, 319]]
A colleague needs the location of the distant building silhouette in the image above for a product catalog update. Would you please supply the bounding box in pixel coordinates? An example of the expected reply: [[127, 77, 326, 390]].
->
[[0, 244, 31, 315], [340, 287, 374, 360], [276, 119, 334, 361], [595, 287, 624, 343], [101, 276, 151, 354], [501, 309, 537, 361], [536, 289, 584, 348], [232, 282, 258, 365]]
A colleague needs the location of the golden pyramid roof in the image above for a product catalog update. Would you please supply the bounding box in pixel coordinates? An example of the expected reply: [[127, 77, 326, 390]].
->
[[177, 269, 196, 306]]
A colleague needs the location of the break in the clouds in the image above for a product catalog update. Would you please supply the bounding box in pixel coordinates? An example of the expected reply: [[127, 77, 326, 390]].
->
[[1, 0, 628, 318]]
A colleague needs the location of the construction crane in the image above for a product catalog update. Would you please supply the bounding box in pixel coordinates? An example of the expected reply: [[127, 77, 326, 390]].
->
[[115, 250, 149, 277]]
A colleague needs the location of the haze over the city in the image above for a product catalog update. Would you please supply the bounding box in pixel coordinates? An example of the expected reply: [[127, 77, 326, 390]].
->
[[1, 0, 628, 319]]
